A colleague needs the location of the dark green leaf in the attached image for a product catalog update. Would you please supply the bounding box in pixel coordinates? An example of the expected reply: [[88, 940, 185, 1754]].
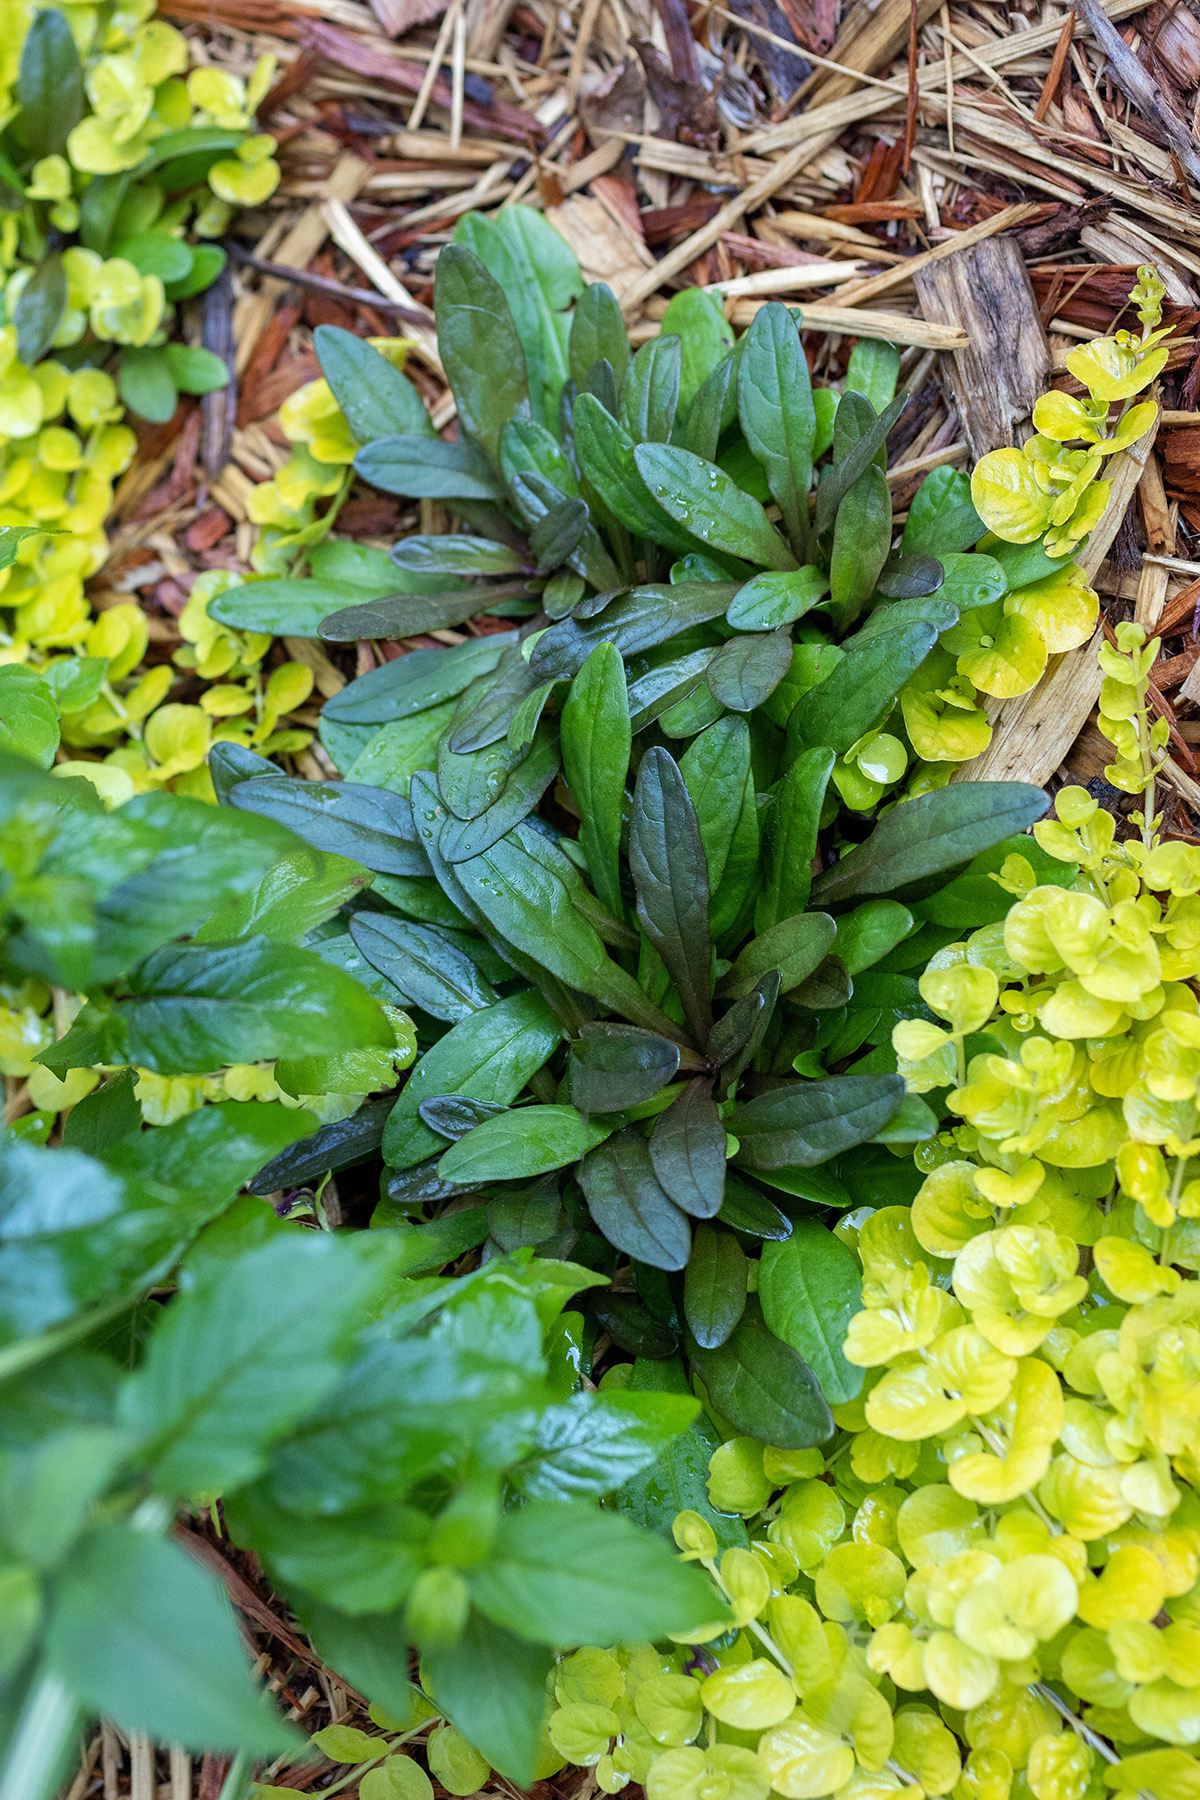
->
[[620, 335, 681, 444], [14, 252, 67, 366], [900, 465, 984, 556], [705, 628, 792, 712], [423, 1614, 552, 1787], [324, 635, 513, 726], [533, 580, 737, 681], [684, 1223, 747, 1349], [789, 951, 852, 1010], [231, 777, 424, 876], [163, 242, 227, 301], [208, 741, 277, 804], [439, 1105, 609, 1183], [591, 1292, 680, 1359], [19, 8, 83, 158], [61, 1070, 140, 1158], [382, 991, 562, 1170], [758, 1220, 863, 1405], [649, 1078, 725, 1219], [660, 287, 733, 414], [756, 747, 833, 932], [678, 716, 758, 938], [508, 467, 623, 593], [441, 732, 560, 862], [676, 353, 735, 462], [570, 1023, 680, 1114], [46, 1526, 297, 1753], [845, 337, 900, 410], [720, 911, 835, 1000], [876, 552, 944, 598], [573, 393, 706, 557], [356, 433, 504, 501], [450, 824, 678, 1037], [392, 534, 527, 577], [512, 1390, 698, 1499], [833, 898, 914, 973], [811, 782, 1050, 907], [579, 1128, 691, 1270], [687, 1298, 832, 1447], [531, 498, 588, 574], [315, 325, 434, 442], [319, 583, 529, 643], [733, 1072, 904, 1168], [829, 463, 891, 630], [227, 1484, 425, 1616], [210, 579, 394, 639], [421, 1095, 507, 1138], [630, 748, 712, 1045], [350, 913, 496, 1022], [561, 640, 629, 914], [737, 301, 815, 557], [785, 621, 938, 760], [435, 244, 528, 469], [708, 974, 780, 1095], [813, 389, 908, 537], [616, 1359, 747, 1549], [718, 1172, 791, 1240], [910, 830, 1073, 926], [104, 1100, 316, 1202], [635, 443, 798, 572], [725, 567, 828, 631], [570, 281, 630, 392]]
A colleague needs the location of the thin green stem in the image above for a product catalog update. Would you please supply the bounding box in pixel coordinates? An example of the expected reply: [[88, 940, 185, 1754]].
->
[[216, 1750, 251, 1800]]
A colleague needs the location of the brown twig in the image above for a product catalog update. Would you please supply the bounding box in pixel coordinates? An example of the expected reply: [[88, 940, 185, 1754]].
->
[[224, 242, 432, 323]]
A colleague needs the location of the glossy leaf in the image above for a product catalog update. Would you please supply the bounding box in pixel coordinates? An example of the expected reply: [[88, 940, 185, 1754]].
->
[[231, 777, 425, 877], [758, 1221, 863, 1406], [811, 782, 1050, 907], [434, 244, 528, 469], [756, 748, 833, 933], [0, 666, 58, 769], [725, 567, 828, 632], [15, 251, 67, 366], [319, 584, 528, 644], [684, 1223, 748, 1349], [115, 938, 391, 1075], [579, 1128, 692, 1271], [635, 443, 798, 572], [569, 282, 630, 393], [382, 991, 562, 1170], [737, 301, 815, 557], [733, 1073, 904, 1169], [441, 732, 560, 862], [620, 335, 681, 444], [813, 389, 908, 537], [687, 1299, 833, 1448], [629, 748, 713, 1046], [570, 1023, 681, 1114], [786, 620, 939, 760], [439, 1105, 609, 1183], [573, 393, 705, 556], [720, 911, 836, 1000], [531, 581, 738, 682], [708, 973, 780, 1095], [422, 1614, 552, 1787], [355, 434, 505, 501], [718, 1173, 791, 1240], [829, 463, 891, 630], [315, 325, 434, 442], [705, 629, 793, 713], [349, 914, 497, 1022], [649, 1078, 726, 1219]]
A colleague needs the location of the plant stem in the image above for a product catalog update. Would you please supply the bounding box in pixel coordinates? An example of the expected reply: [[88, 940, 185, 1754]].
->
[[216, 1750, 251, 1800], [0, 1670, 81, 1800]]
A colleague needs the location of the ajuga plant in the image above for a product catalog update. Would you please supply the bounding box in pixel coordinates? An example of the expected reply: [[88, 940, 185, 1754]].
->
[[202, 222, 1162, 797], [509, 627, 1200, 1800], [0, 748, 730, 1800]]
